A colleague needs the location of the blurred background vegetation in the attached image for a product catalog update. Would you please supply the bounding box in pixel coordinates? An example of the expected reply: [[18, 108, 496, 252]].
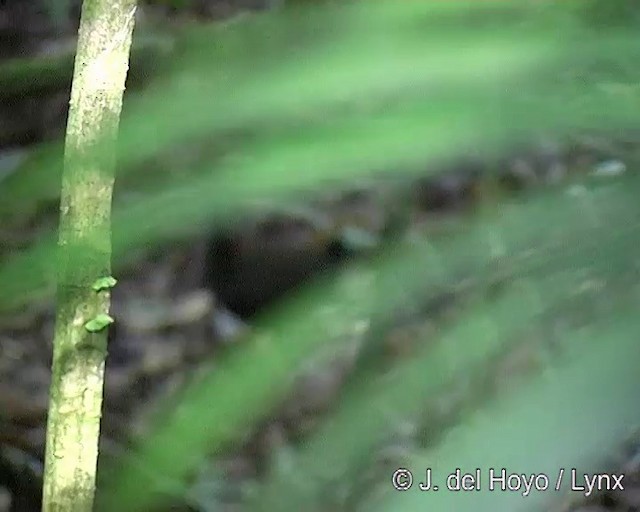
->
[[0, 0, 639, 511]]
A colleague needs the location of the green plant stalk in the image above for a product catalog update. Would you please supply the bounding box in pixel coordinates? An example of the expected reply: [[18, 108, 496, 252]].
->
[[41, 1, 138, 511], [0, 34, 171, 100]]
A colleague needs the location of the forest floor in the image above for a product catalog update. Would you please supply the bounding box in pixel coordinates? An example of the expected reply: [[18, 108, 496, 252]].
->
[[0, 2, 639, 511]]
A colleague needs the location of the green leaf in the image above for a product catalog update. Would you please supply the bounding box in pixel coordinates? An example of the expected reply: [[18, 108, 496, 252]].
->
[[85, 314, 115, 333], [91, 276, 118, 292]]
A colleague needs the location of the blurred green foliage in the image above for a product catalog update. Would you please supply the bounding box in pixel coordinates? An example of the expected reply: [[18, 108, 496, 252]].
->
[[579, 0, 640, 27], [1, 1, 639, 511]]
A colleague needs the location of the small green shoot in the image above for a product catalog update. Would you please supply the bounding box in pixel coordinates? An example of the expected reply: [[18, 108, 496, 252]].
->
[[91, 276, 117, 292], [85, 313, 114, 333]]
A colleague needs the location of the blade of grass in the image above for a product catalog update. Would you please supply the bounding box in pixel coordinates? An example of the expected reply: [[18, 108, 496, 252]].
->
[[98, 173, 640, 511]]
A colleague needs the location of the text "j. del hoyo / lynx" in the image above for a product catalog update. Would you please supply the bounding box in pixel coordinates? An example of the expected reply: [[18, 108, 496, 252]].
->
[[392, 467, 625, 498]]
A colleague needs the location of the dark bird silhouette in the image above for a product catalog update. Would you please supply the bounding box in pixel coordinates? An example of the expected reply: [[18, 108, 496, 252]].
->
[[204, 214, 350, 318]]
